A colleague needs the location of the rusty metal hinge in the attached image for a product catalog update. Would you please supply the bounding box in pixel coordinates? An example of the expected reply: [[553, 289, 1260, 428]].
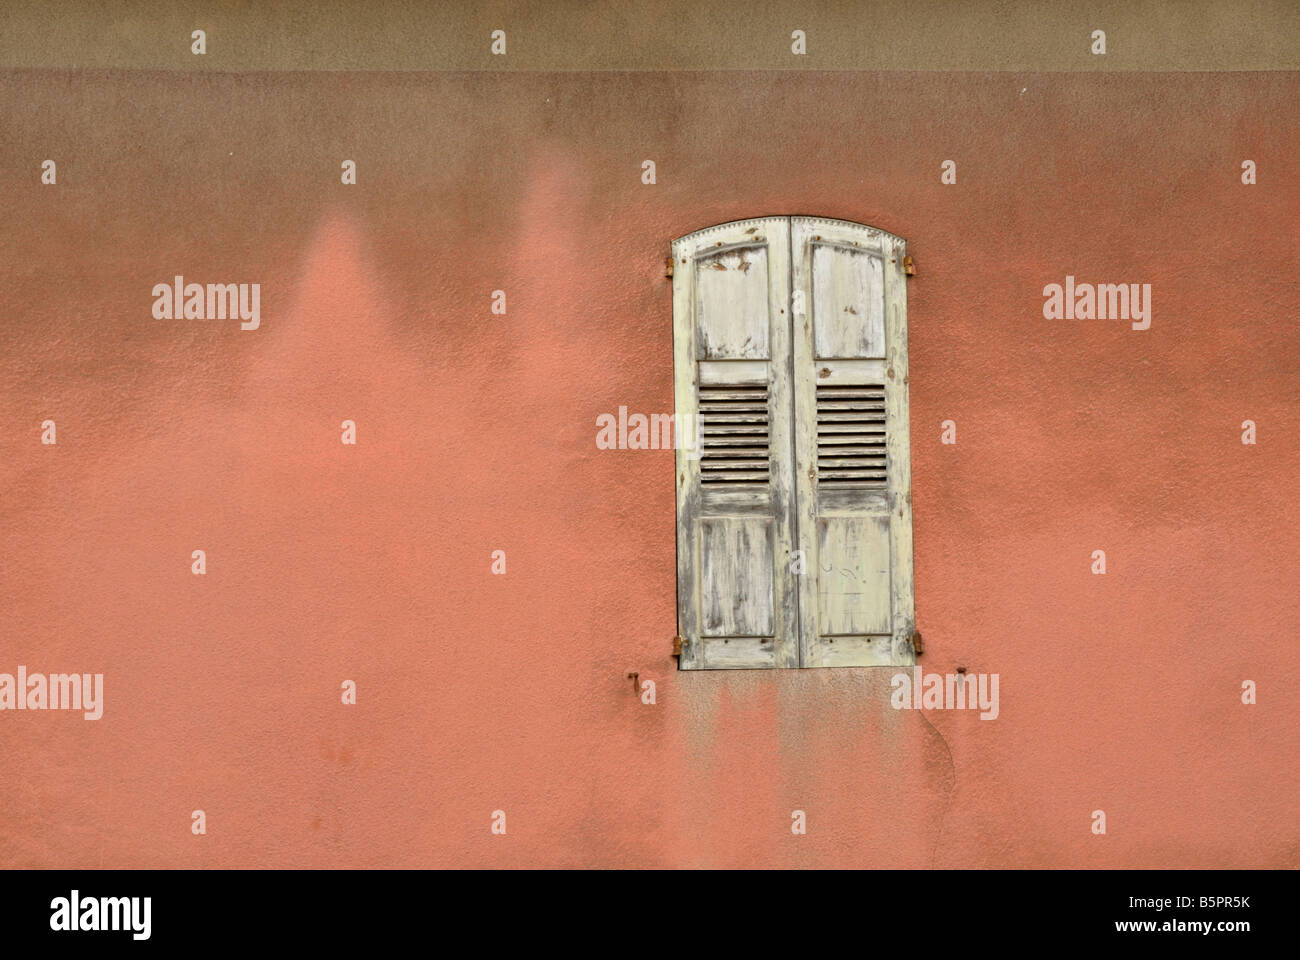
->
[[672, 635, 684, 657], [665, 256, 675, 279], [903, 255, 915, 276], [909, 629, 924, 655]]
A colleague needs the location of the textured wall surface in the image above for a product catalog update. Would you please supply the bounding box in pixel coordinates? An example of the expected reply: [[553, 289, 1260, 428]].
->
[[1, 69, 1296, 867]]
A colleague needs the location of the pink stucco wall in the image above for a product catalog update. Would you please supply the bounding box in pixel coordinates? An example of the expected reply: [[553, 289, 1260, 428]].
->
[[1, 70, 1296, 867]]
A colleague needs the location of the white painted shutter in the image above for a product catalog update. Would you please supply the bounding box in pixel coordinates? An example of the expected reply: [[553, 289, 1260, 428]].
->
[[672, 217, 914, 669], [672, 218, 798, 669], [790, 218, 915, 667]]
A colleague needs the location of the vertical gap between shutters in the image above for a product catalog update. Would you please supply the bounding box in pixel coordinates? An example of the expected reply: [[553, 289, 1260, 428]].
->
[[786, 224, 804, 666]]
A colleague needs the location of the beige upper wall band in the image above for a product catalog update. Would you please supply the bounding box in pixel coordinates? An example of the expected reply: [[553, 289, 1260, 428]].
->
[[1, 0, 1297, 72]]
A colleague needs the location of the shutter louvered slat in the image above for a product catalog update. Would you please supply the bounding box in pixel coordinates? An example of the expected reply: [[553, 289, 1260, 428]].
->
[[816, 383, 887, 486], [700, 383, 770, 485]]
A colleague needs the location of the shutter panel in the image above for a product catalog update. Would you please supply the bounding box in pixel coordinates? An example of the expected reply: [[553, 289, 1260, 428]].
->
[[673, 218, 798, 669], [790, 218, 915, 668]]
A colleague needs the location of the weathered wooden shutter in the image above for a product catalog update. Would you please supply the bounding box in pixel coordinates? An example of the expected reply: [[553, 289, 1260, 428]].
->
[[672, 218, 798, 669], [672, 217, 913, 669], [790, 218, 915, 667]]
